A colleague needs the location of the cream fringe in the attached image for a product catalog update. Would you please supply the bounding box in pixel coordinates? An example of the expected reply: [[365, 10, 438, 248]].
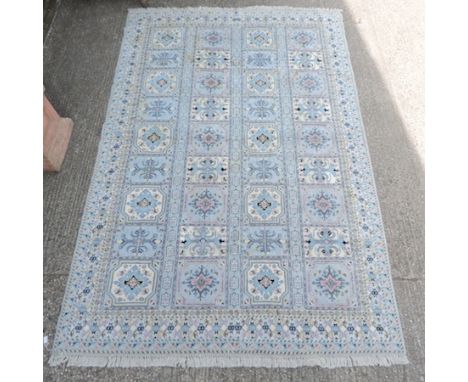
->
[[49, 352, 409, 368]]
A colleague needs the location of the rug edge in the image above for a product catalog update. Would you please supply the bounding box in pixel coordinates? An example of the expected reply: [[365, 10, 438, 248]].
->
[[332, 8, 409, 358], [49, 352, 409, 368], [127, 6, 344, 16]]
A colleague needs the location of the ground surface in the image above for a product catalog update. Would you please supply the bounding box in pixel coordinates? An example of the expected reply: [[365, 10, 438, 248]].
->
[[43, 1, 424, 380]]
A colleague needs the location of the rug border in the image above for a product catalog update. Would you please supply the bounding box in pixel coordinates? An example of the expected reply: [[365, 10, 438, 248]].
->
[[48, 6, 409, 368]]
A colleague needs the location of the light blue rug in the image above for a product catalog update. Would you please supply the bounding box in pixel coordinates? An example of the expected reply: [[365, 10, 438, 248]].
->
[[50, 7, 407, 368]]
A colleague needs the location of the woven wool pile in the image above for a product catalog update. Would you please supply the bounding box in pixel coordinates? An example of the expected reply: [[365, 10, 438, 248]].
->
[[50, 7, 407, 368]]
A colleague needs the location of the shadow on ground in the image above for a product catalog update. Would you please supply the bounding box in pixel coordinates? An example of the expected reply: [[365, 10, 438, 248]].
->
[[43, 1, 424, 381]]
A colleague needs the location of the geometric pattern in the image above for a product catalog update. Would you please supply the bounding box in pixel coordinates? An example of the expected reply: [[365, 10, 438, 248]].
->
[[292, 71, 328, 97], [182, 186, 227, 225], [245, 261, 287, 304], [293, 97, 332, 123], [302, 226, 351, 257], [246, 186, 284, 224], [141, 97, 178, 121], [191, 97, 230, 121], [123, 187, 165, 222], [178, 226, 227, 257], [245, 72, 277, 96], [304, 259, 357, 309], [243, 226, 289, 257], [246, 28, 275, 49], [144, 70, 178, 96], [246, 124, 280, 153], [188, 124, 229, 155], [185, 156, 229, 184], [244, 156, 284, 184], [126, 155, 171, 184], [135, 124, 172, 153], [298, 157, 341, 184], [174, 259, 226, 307], [288, 51, 324, 70], [51, 8, 407, 368], [195, 50, 231, 70], [113, 225, 164, 258], [301, 186, 347, 225], [296, 124, 337, 156], [109, 261, 158, 306], [244, 51, 277, 69], [244, 98, 279, 122], [194, 71, 229, 96], [287, 28, 321, 50]]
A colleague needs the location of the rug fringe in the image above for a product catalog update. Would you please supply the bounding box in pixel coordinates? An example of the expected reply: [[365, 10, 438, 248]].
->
[[49, 352, 408, 368], [127, 6, 343, 16]]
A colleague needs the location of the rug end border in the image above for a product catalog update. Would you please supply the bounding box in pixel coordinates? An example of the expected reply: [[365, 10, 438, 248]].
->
[[126, 6, 344, 16]]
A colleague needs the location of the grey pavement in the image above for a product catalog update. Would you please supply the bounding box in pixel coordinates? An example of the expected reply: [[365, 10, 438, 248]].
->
[[43, 1, 424, 381]]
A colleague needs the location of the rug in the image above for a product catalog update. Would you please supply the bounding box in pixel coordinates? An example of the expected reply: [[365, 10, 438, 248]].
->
[[49, 7, 408, 368]]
